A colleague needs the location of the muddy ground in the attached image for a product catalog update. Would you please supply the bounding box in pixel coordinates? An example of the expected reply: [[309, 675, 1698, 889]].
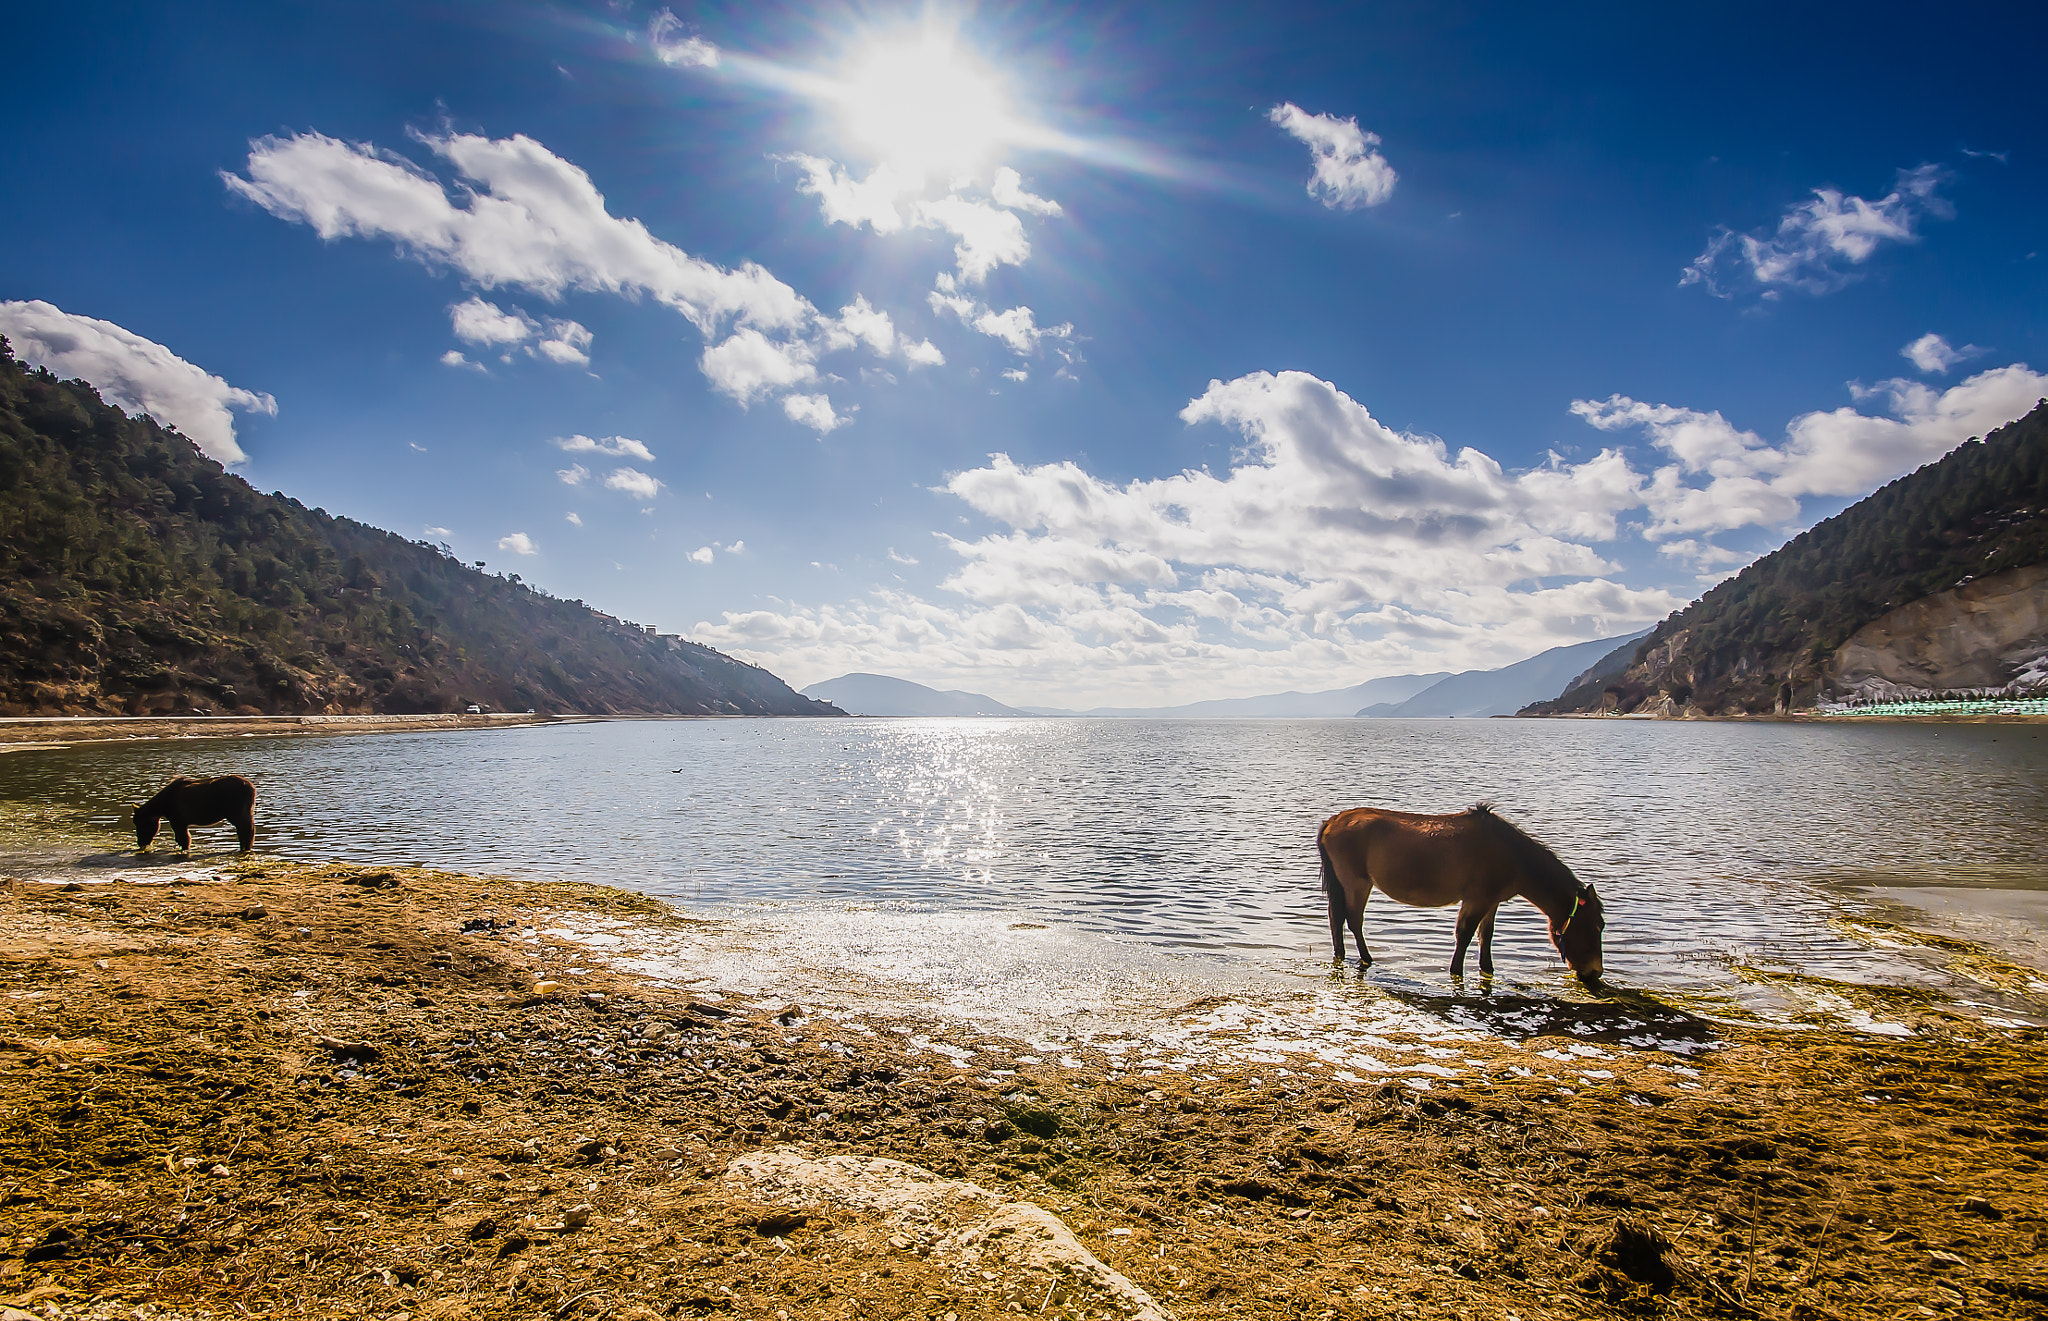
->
[[2, 861, 2044, 1320]]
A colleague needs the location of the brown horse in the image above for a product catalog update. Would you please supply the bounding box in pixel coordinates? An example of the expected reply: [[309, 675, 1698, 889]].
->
[[135, 775, 257, 854], [1318, 803, 1605, 982]]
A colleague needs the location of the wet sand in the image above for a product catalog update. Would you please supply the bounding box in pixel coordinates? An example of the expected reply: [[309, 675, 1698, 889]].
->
[[3, 860, 2044, 1320]]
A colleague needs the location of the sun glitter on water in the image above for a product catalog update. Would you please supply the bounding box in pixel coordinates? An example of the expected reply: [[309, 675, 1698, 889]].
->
[[836, 32, 1012, 173]]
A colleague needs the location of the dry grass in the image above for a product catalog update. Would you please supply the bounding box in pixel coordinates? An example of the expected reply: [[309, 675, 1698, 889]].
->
[[2, 862, 2044, 1320]]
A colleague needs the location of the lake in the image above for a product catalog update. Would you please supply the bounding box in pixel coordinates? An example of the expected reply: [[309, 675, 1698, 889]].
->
[[3, 716, 2045, 1030]]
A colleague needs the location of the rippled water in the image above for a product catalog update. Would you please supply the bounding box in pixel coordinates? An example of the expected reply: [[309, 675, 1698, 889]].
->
[[3, 717, 2045, 1021]]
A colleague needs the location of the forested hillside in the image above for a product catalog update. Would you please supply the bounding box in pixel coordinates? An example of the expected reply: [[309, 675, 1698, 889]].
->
[[1526, 397, 2048, 716], [0, 340, 839, 718]]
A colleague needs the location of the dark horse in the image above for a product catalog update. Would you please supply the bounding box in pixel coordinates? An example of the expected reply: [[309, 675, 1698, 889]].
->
[[1318, 803, 1605, 982], [135, 775, 257, 854]]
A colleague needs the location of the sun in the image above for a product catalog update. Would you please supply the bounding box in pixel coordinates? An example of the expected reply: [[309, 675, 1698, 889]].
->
[[837, 33, 1012, 175]]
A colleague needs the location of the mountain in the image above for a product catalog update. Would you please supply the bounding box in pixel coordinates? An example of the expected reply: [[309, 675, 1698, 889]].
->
[[800, 673, 1026, 716], [1360, 631, 1653, 718], [1026, 671, 1451, 718], [1526, 398, 2048, 717], [0, 339, 838, 718]]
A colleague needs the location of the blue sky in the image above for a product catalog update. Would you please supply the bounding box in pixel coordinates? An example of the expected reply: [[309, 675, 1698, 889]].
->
[[4, 1, 2044, 706]]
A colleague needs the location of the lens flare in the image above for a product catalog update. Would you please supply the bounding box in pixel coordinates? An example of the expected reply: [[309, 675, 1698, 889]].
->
[[838, 34, 1012, 174]]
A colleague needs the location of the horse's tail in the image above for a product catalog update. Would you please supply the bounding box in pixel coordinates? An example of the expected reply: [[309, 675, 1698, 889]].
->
[[1317, 828, 1340, 904]]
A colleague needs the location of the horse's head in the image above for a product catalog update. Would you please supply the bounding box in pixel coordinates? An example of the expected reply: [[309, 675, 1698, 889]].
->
[[134, 807, 160, 852], [1550, 884, 1606, 984]]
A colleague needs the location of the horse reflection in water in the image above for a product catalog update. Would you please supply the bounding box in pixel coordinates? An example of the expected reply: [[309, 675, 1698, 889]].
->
[[1318, 802, 1605, 984]]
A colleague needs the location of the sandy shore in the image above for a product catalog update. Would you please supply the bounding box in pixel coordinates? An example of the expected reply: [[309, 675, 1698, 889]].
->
[[2, 860, 2044, 1320], [0, 712, 575, 750]]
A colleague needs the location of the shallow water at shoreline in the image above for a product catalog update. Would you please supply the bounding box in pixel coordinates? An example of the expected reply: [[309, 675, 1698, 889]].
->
[[1, 716, 2044, 1029]]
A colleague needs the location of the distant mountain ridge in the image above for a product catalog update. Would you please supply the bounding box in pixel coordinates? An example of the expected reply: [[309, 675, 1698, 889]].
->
[[1360, 631, 1652, 718], [802, 637, 1661, 721], [800, 673, 1026, 717], [0, 339, 838, 718], [1028, 671, 1450, 718], [1526, 398, 2048, 716]]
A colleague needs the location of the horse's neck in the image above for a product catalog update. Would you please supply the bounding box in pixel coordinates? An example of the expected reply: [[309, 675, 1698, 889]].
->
[[1515, 866, 1577, 922]]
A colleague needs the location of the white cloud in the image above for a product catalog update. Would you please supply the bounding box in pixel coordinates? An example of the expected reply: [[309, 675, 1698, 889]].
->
[[783, 155, 914, 233], [694, 360, 2048, 704], [903, 338, 945, 367], [537, 318, 593, 366], [927, 271, 979, 321], [1002, 368, 1028, 382], [700, 328, 817, 402], [820, 295, 898, 356], [556, 463, 591, 486], [648, 11, 718, 67], [602, 466, 662, 500], [783, 392, 849, 433], [1682, 164, 1951, 296], [450, 296, 536, 345], [1268, 103, 1398, 210], [229, 130, 926, 428], [1572, 361, 2048, 536], [0, 299, 275, 465], [440, 349, 484, 370], [888, 547, 918, 565], [916, 195, 1031, 282], [554, 434, 655, 462], [696, 370, 1678, 702], [498, 532, 537, 555], [973, 305, 1071, 356], [990, 167, 1061, 216], [225, 131, 812, 333], [423, 525, 452, 538], [1901, 332, 1981, 375], [565, 511, 583, 526], [689, 545, 716, 564]]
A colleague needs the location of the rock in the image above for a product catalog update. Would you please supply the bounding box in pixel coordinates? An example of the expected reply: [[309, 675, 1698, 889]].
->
[[774, 1004, 805, 1026], [314, 1035, 381, 1062], [728, 1145, 1172, 1321], [240, 906, 268, 920], [466, 1217, 498, 1241], [1959, 1195, 2000, 1218], [1924, 1249, 1968, 1269], [210, 1164, 230, 1177], [560, 1204, 593, 1230], [531, 981, 562, 995]]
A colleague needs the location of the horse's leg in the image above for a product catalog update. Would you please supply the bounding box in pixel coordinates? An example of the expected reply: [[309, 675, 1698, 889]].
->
[[173, 820, 192, 853], [233, 810, 254, 852], [1451, 901, 1486, 976], [1347, 885, 1372, 967], [1477, 908, 1498, 977], [1320, 842, 1346, 962]]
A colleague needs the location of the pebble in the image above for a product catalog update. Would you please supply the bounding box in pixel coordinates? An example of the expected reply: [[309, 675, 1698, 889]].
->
[[1959, 1195, 1999, 1218], [562, 1204, 593, 1229], [1924, 1249, 1968, 1269], [241, 906, 268, 920], [532, 981, 562, 994]]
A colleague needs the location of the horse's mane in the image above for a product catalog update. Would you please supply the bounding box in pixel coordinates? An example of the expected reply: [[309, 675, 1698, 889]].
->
[[1468, 802, 1581, 895]]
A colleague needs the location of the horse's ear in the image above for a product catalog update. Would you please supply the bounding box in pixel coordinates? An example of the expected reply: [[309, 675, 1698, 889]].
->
[[1586, 884, 1599, 898]]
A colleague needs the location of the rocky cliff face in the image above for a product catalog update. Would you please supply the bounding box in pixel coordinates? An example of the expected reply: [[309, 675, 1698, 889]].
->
[[1520, 397, 2048, 718], [1825, 563, 2048, 700]]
